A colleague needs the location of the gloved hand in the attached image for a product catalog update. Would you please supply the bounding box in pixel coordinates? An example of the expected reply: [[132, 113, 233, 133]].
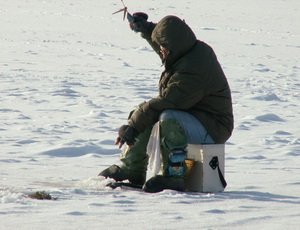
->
[[128, 12, 154, 34], [115, 125, 139, 148]]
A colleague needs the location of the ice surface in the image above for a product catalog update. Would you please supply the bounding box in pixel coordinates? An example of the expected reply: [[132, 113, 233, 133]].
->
[[1, 0, 299, 229]]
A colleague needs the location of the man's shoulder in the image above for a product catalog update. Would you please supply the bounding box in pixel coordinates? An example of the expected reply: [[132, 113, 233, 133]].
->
[[173, 41, 214, 72], [195, 40, 214, 54]]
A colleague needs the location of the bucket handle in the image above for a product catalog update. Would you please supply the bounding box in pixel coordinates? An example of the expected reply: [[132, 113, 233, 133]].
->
[[209, 156, 227, 188]]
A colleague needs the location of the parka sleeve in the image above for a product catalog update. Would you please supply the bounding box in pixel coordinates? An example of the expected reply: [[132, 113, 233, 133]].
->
[[128, 72, 209, 133], [150, 72, 208, 110], [140, 23, 163, 59]]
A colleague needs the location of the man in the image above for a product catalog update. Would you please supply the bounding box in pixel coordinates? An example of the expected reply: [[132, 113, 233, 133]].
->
[[99, 13, 234, 193]]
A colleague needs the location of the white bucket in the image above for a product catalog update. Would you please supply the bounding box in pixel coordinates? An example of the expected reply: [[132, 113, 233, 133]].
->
[[185, 144, 226, 193]]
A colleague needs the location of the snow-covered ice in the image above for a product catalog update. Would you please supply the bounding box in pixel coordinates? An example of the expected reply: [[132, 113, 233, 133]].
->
[[1, 0, 299, 229]]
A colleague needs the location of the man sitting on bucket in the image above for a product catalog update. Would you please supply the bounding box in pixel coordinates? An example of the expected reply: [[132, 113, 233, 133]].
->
[[99, 12, 234, 193]]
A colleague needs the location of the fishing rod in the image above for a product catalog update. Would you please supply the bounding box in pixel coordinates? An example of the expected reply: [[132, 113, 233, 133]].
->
[[112, 0, 148, 23], [112, 0, 134, 22]]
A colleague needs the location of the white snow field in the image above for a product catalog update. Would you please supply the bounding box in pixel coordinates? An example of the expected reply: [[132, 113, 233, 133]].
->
[[1, 0, 299, 229]]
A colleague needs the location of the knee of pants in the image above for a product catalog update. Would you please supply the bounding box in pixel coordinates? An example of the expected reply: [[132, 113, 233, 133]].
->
[[159, 109, 178, 121], [159, 109, 215, 144]]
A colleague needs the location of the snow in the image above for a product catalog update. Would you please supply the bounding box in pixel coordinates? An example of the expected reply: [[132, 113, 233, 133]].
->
[[1, 0, 299, 229]]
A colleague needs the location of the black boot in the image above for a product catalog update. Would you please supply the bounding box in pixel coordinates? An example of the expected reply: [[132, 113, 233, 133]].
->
[[143, 175, 185, 193], [98, 165, 146, 186]]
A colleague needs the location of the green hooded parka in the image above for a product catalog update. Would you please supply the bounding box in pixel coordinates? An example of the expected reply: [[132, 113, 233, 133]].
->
[[128, 16, 234, 144]]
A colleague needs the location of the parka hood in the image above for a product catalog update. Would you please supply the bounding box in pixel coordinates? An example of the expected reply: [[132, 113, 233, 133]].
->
[[151, 15, 197, 66]]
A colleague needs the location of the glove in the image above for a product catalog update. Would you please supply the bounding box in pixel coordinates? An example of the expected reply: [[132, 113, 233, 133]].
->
[[128, 12, 155, 35], [115, 125, 139, 148]]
